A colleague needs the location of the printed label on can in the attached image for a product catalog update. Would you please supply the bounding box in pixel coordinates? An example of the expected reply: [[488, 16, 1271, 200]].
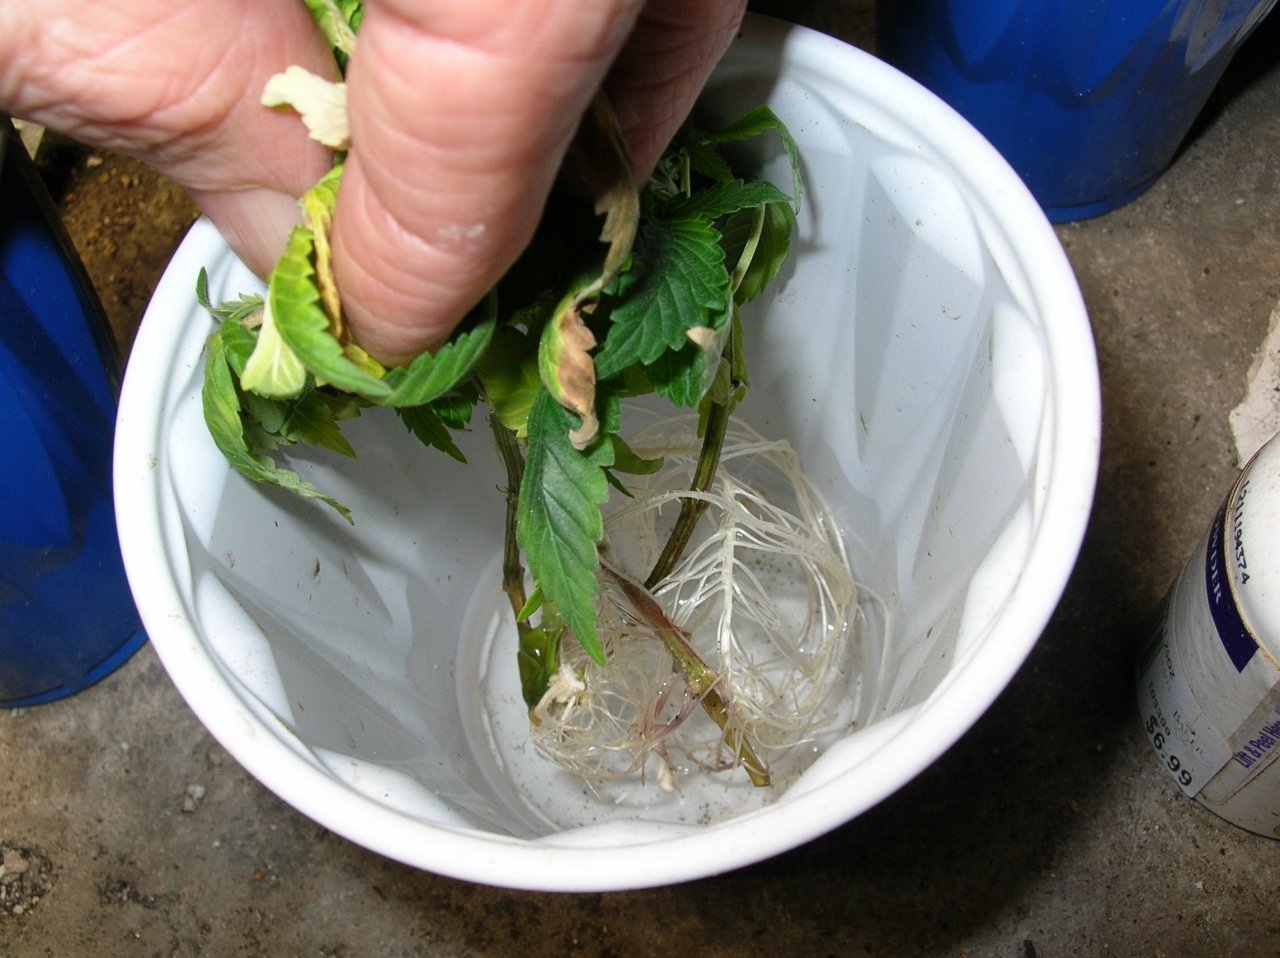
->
[[1207, 486, 1261, 671], [1139, 485, 1280, 835], [1138, 586, 1232, 798], [1197, 691, 1280, 808]]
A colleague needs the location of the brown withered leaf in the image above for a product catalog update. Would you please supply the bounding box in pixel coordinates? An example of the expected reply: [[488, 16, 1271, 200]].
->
[[563, 91, 640, 305], [558, 308, 599, 450], [539, 296, 599, 450]]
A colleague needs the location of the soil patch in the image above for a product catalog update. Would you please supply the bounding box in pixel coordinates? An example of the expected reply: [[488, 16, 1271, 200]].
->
[[34, 132, 200, 360]]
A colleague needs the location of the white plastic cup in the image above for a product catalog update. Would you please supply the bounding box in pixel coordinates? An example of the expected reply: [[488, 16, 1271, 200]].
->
[[114, 15, 1100, 890], [1139, 431, 1280, 838]]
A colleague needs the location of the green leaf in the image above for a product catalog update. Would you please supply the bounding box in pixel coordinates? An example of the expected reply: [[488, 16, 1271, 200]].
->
[[269, 224, 391, 400], [517, 390, 613, 663], [381, 305, 496, 407], [701, 105, 803, 212], [239, 389, 288, 440], [604, 432, 663, 498], [215, 319, 260, 374], [593, 216, 730, 381], [661, 178, 791, 221], [476, 325, 541, 436], [430, 387, 478, 429], [202, 328, 352, 522], [300, 0, 358, 67], [195, 267, 213, 309], [396, 404, 466, 463], [278, 392, 357, 457], [239, 386, 363, 456], [720, 200, 794, 304], [646, 339, 709, 408], [609, 433, 663, 476], [517, 626, 563, 709], [684, 139, 735, 185], [196, 269, 263, 326], [516, 586, 544, 623]]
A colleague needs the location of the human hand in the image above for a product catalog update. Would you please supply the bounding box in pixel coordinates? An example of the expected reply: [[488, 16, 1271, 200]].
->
[[0, 0, 337, 279], [0, 0, 747, 365]]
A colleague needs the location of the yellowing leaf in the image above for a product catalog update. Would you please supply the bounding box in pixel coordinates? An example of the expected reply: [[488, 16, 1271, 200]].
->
[[262, 66, 350, 151], [239, 297, 307, 397], [268, 224, 390, 400], [301, 166, 344, 336], [685, 325, 719, 350]]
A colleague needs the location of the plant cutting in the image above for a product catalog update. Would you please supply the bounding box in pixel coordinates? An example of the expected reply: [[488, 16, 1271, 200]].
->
[[199, 0, 860, 792], [115, 11, 1099, 886]]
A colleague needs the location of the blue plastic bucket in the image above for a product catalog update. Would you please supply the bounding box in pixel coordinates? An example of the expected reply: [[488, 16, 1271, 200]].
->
[[877, 0, 1279, 221], [0, 120, 146, 707]]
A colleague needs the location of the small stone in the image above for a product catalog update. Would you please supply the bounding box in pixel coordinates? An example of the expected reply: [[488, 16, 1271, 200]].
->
[[181, 784, 207, 814], [2, 849, 29, 878]]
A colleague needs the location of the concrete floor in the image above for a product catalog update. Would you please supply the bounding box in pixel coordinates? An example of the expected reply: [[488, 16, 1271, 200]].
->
[[5, 4, 1280, 956]]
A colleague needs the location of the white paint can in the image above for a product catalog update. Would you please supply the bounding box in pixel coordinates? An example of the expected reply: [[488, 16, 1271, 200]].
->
[[1139, 431, 1280, 838]]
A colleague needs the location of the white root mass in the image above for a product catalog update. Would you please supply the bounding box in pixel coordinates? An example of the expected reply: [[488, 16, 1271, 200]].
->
[[529, 414, 860, 788]]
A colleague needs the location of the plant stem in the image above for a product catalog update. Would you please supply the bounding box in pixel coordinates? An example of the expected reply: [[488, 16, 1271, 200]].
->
[[644, 353, 734, 590], [489, 414, 529, 623], [603, 563, 770, 786], [632, 333, 770, 785], [492, 413, 567, 710]]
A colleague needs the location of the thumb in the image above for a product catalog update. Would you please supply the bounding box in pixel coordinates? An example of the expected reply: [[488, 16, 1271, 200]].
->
[[331, 0, 645, 366]]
